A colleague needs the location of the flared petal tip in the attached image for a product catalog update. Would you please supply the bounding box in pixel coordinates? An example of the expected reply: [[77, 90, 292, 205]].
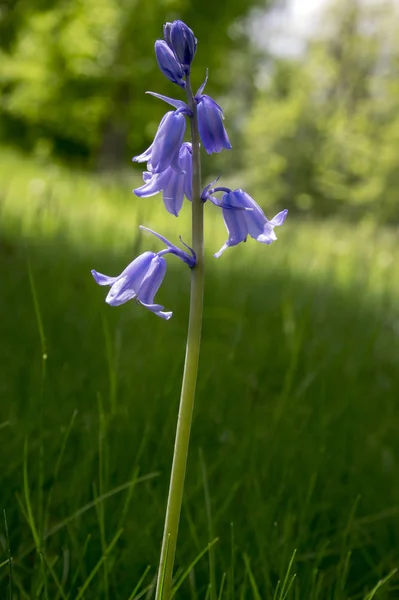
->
[[141, 301, 173, 320], [214, 243, 228, 258], [91, 270, 117, 286], [160, 311, 173, 320], [271, 209, 288, 226]]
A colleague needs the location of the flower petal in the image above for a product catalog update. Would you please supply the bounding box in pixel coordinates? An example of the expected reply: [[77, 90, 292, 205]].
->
[[170, 20, 197, 70], [214, 243, 229, 258], [234, 191, 267, 240], [91, 270, 118, 286], [179, 143, 192, 201], [106, 276, 138, 306], [132, 114, 168, 163], [256, 224, 278, 244], [221, 191, 249, 247], [104, 252, 155, 306], [137, 255, 167, 306], [132, 144, 153, 164], [270, 209, 288, 227], [197, 94, 231, 154], [162, 170, 185, 216], [140, 302, 173, 320], [149, 111, 186, 173], [134, 170, 170, 198], [154, 40, 185, 86]]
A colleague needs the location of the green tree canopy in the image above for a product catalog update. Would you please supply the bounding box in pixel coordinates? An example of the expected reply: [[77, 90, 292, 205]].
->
[[243, 0, 399, 222], [0, 0, 276, 168]]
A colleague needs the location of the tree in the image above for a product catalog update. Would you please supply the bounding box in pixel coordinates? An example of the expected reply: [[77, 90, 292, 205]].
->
[[0, 0, 277, 168], [243, 0, 399, 222]]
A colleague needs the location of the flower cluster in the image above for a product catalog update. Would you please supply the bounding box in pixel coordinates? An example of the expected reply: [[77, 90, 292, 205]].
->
[[92, 20, 287, 319]]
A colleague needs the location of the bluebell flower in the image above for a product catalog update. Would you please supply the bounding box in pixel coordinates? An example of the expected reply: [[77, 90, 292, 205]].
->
[[208, 188, 288, 257], [92, 251, 172, 320], [91, 228, 195, 319], [196, 94, 232, 154], [169, 20, 197, 72], [133, 110, 186, 173], [155, 40, 185, 87], [134, 143, 192, 216]]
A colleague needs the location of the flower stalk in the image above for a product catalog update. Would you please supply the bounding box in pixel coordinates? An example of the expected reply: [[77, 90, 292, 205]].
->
[[155, 74, 204, 600], [91, 18, 288, 600]]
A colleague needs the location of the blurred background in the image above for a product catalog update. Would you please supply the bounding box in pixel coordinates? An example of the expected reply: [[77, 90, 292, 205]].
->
[[1, 0, 399, 221], [2, 0, 399, 598]]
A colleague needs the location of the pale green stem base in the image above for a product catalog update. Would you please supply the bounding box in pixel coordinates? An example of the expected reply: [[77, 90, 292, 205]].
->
[[155, 76, 204, 600]]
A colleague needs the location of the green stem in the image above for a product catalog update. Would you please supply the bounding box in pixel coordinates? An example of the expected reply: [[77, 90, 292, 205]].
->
[[155, 75, 204, 600]]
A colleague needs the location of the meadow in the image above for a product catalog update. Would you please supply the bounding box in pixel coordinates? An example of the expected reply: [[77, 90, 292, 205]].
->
[[1, 148, 399, 599]]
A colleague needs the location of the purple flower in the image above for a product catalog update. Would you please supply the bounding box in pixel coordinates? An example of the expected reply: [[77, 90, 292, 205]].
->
[[169, 20, 197, 72], [196, 94, 232, 154], [92, 251, 172, 320], [155, 40, 185, 87], [134, 143, 192, 216], [133, 110, 186, 173], [91, 228, 195, 319], [212, 189, 288, 257]]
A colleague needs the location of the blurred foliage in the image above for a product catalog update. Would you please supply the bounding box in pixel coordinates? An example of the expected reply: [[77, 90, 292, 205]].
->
[[244, 0, 399, 223], [0, 0, 275, 168]]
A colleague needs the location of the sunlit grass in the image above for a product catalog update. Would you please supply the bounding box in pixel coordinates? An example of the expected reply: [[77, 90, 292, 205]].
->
[[1, 148, 399, 599]]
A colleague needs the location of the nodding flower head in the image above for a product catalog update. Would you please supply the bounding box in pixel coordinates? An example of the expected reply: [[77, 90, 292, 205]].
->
[[196, 94, 232, 154], [91, 251, 172, 320], [134, 143, 192, 216], [133, 110, 186, 174], [155, 40, 185, 87], [202, 187, 288, 257], [91, 228, 195, 319]]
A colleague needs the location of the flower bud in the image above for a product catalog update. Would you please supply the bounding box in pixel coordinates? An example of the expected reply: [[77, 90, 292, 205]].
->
[[170, 20, 197, 72], [154, 40, 185, 87]]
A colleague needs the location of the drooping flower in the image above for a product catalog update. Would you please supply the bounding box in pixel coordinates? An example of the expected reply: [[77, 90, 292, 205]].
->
[[154, 40, 185, 87], [169, 20, 197, 72], [92, 251, 172, 319], [205, 188, 288, 257], [196, 94, 232, 154], [134, 143, 192, 216], [133, 110, 187, 173], [91, 228, 195, 319]]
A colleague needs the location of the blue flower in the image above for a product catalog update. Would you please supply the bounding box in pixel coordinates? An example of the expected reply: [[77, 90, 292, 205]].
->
[[134, 143, 192, 216], [154, 40, 185, 87], [133, 110, 186, 173], [92, 251, 172, 320], [91, 228, 195, 319], [212, 189, 288, 257], [196, 94, 232, 154], [169, 20, 197, 72]]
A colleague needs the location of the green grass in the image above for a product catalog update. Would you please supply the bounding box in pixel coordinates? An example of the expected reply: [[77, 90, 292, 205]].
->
[[1, 148, 399, 599]]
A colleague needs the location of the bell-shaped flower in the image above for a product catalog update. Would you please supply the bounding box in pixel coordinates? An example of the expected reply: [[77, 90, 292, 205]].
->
[[169, 20, 197, 72], [134, 143, 192, 216], [155, 40, 185, 87], [196, 94, 232, 154], [214, 189, 288, 257], [133, 110, 186, 174], [92, 251, 172, 319]]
